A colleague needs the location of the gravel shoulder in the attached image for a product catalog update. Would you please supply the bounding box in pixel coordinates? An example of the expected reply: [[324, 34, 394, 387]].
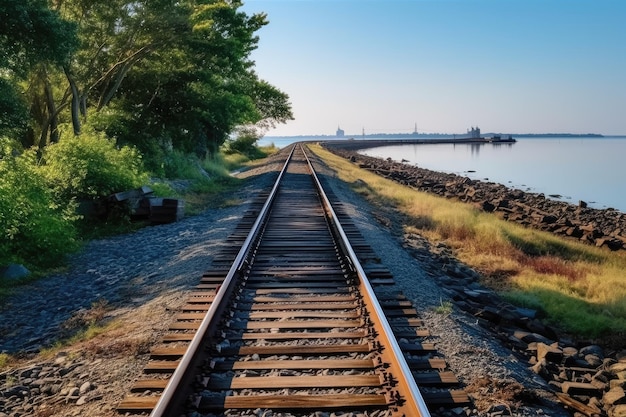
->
[[0, 147, 570, 417]]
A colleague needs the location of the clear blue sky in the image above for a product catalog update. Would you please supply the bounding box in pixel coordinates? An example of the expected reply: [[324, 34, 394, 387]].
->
[[242, 0, 626, 136]]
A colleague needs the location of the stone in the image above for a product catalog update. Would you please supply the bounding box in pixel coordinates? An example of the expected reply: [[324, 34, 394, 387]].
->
[[580, 345, 604, 358], [536, 342, 563, 363], [605, 387, 626, 406], [585, 354, 603, 367], [611, 404, 626, 417], [562, 381, 603, 396], [0, 264, 30, 280], [79, 381, 92, 394]]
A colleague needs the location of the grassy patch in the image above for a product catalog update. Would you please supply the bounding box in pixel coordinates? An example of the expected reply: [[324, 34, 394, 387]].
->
[[308, 144, 626, 339], [0, 353, 11, 370], [434, 299, 453, 316]]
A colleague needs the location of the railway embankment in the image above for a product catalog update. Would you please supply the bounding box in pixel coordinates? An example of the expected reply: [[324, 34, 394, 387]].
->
[[323, 143, 626, 251], [322, 142, 626, 416], [404, 233, 626, 417]]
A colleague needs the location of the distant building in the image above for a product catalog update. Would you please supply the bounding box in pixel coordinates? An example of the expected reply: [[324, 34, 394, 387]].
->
[[467, 126, 481, 139], [336, 126, 345, 137]]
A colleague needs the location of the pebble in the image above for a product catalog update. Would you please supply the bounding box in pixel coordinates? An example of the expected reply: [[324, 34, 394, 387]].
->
[[0, 176, 275, 416], [0, 180, 269, 354]]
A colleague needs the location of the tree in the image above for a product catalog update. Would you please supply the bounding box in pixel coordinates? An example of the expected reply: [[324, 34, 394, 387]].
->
[[105, 0, 293, 158], [0, 0, 77, 141], [5, 0, 293, 161]]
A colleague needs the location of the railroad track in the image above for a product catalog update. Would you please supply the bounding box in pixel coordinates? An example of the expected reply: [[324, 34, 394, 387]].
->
[[118, 144, 469, 416]]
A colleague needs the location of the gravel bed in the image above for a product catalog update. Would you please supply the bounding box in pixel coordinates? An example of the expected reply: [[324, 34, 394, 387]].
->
[[0, 147, 572, 417]]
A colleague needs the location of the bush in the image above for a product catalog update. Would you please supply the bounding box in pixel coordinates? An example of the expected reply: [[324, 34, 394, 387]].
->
[[40, 125, 148, 201], [223, 128, 265, 159], [0, 149, 78, 268]]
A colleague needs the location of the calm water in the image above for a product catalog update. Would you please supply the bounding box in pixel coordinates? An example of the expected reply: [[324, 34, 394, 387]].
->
[[258, 136, 626, 213], [360, 137, 626, 212]]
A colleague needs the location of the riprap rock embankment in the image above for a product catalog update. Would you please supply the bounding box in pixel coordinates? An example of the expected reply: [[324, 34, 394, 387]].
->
[[324, 143, 626, 251]]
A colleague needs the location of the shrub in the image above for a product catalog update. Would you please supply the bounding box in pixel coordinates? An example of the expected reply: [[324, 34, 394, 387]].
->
[[0, 149, 78, 268], [40, 125, 148, 201]]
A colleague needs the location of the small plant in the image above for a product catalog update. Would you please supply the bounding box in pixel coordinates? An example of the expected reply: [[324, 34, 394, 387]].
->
[[0, 353, 12, 370], [434, 299, 453, 315], [4, 374, 17, 387]]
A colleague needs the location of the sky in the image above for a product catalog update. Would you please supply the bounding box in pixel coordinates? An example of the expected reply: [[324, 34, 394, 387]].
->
[[241, 0, 626, 137]]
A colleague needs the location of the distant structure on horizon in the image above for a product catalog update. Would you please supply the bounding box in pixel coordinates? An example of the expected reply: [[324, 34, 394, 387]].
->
[[467, 126, 481, 139], [336, 126, 344, 137]]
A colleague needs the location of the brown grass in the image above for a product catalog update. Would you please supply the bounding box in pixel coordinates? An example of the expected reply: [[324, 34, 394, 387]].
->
[[308, 143, 626, 338], [517, 254, 586, 282], [465, 375, 540, 413]]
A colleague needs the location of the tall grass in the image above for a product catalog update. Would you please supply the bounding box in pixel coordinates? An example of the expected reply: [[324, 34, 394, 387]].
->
[[309, 144, 626, 339]]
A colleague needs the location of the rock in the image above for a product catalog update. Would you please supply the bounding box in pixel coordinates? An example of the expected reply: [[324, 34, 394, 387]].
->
[[605, 387, 626, 406], [580, 345, 604, 359], [1, 264, 30, 280], [537, 342, 564, 363], [585, 354, 603, 367], [562, 381, 603, 396], [79, 381, 92, 394], [611, 404, 626, 417]]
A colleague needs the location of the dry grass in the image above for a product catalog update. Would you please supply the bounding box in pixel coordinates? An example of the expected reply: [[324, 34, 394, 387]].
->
[[308, 143, 626, 338], [465, 375, 540, 413]]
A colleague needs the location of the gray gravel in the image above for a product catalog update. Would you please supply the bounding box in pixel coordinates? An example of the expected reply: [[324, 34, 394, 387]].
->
[[311, 154, 570, 417], [0, 148, 572, 416], [0, 174, 275, 354]]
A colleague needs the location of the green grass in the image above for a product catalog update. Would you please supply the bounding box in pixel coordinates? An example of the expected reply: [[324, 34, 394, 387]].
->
[[309, 143, 626, 340]]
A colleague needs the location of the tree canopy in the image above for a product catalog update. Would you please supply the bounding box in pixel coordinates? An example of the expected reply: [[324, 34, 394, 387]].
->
[[1, 0, 292, 160]]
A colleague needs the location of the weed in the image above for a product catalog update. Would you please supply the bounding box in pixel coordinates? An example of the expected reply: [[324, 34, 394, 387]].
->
[[4, 374, 17, 387], [0, 352, 10, 369], [434, 299, 453, 316]]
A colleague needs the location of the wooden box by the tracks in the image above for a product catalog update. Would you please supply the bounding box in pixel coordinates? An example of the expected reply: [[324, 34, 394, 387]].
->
[[147, 198, 185, 224]]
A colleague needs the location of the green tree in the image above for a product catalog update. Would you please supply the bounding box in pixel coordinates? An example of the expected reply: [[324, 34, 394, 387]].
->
[[103, 0, 292, 160], [0, 0, 77, 142]]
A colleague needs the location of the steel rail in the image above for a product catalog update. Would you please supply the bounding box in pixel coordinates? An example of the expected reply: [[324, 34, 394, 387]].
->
[[302, 144, 432, 417], [149, 145, 296, 417]]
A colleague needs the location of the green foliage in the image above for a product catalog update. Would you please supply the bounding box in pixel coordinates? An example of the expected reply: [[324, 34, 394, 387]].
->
[[223, 127, 279, 160], [0, 78, 28, 137], [0, 0, 78, 73], [3, 0, 292, 160], [40, 125, 148, 201], [162, 150, 205, 180], [224, 130, 259, 156], [0, 149, 78, 268]]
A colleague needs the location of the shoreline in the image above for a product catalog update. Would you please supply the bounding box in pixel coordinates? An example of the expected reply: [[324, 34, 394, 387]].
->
[[322, 137, 516, 150], [322, 142, 626, 251]]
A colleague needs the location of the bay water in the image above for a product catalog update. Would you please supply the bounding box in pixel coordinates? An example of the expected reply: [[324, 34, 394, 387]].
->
[[259, 136, 626, 213], [362, 137, 626, 212]]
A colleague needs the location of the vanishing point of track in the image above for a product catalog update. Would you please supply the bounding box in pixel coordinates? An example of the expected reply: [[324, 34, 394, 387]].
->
[[118, 144, 469, 416]]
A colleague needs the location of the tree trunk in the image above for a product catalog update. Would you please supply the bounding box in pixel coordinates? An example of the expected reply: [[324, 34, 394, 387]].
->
[[64, 66, 81, 135], [43, 69, 59, 144]]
